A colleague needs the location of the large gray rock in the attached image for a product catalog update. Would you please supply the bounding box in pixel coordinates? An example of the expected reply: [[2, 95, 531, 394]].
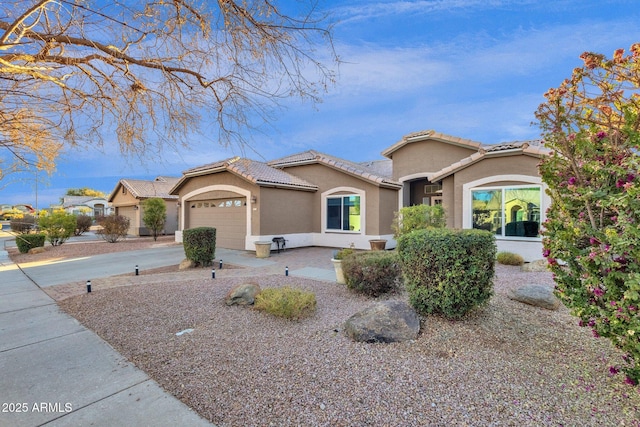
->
[[344, 300, 420, 343], [225, 283, 261, 306], [509, 284, 560, 310]]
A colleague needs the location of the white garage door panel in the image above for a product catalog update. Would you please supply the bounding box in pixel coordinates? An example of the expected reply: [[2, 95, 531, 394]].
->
[[187, 198, 246, 250]]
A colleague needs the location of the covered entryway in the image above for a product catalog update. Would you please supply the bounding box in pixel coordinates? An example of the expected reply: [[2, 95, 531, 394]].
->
[[186, 197, 247, 250]]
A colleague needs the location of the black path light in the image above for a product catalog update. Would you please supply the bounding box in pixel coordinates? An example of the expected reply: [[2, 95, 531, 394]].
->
[[86, 280, 92, 293], [212, 268, 215, 279], [135, 265, 139, 276], [285, 266, 289, 276], [219, 259, 223, 269]]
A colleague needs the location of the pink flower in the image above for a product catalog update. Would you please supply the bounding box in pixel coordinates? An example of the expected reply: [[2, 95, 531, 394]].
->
[[543, 249, 551, 257], [609, 366, 620, 376], [592, 329, 600, 338], [593, 288, 604, 297], [624, 376, 638, 386], [596, 131, 607, 140], [568, 176, 577, 185]]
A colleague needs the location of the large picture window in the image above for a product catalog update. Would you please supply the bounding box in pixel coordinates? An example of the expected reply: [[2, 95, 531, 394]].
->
[[471, 186, 541, 237], [327, 195, 361, 232]]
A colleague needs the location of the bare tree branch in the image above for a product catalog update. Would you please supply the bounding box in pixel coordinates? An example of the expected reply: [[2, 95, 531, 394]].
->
[[0, 0, 338, 178]]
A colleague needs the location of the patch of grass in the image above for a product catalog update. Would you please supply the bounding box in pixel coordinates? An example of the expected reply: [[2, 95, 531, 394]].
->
[[254, 286, 316, 320], [496, 251, 524, 266]]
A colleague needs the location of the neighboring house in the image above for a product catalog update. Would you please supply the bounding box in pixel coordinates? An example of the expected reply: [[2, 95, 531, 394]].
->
[[170, 130, 550, 260], [108, 176, 180, 236], [169, 154, 400, 250], [61, 196, 112, 217]]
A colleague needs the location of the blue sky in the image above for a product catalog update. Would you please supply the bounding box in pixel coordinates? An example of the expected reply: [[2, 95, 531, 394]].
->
[[3, 0, 640, 208]]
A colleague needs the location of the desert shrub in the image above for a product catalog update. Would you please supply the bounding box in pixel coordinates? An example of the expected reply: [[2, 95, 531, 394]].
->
[[398, 228, 496, 319], [342, 251, 402, 297], [536, 46, 640, 385], [10, 214, 36, 233], [75, 214, 93, 236], [333, 247, 355, 260], [142, 197, 167, 241], [183, 227, 216, 266], [38, 210, 76, 246], [392, 204, 446, 238], [254, 286, 316, 320], [95, 214, 130, 243], [15, 233, 45, 253], [496, 251, 524, 266]]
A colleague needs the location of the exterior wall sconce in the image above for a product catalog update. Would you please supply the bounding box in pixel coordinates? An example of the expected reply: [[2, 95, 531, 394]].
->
[[134, 205, 139, 210], [251, 196, 257, 204]]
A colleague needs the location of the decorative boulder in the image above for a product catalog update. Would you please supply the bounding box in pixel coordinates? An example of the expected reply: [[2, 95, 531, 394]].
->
[[225, 283, 261, 306], [509, 284, 560, 310], [179, 258, 196, 270], [28, 247, 46, 255], [344, 300, 420, 343]]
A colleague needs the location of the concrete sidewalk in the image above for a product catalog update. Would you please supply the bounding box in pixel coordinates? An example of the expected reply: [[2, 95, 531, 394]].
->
[[0, 241, 213, 427]]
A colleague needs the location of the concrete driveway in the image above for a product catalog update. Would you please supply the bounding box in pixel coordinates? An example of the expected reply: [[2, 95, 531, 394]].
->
[[19, 245, 186, 288]]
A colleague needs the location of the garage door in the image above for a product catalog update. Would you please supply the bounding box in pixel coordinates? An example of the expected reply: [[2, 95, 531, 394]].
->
[[187, 198, 246, 250], [117, 206, 138, 236]]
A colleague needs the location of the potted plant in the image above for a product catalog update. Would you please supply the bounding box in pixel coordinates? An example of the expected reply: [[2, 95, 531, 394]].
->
[[368, 239, 387, 251], [331, 248, 355, 285]]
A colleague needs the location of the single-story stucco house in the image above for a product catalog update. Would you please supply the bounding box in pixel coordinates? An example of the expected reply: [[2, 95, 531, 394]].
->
[[108, 176, 180, 236], [60, 196, 112, 217], [170, 130, 550, 261]]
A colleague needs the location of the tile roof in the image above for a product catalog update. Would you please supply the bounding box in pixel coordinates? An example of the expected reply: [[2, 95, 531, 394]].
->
[[268, 150, 401, 188], [176, 157, 317, 191], [429, 140, 550, 182], [62, 195, 108, 208], [381, 130, 483, 158], [109, 176, 180, 201]]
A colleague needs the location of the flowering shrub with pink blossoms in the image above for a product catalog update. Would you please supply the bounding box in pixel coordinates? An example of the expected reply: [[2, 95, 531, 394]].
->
[[536, 45, 640, 386]]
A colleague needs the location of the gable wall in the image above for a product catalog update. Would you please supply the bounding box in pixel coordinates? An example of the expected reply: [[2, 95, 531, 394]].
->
[[176, 171, 260, 234], [390, 140, 478, 180], [280, 163, 393, 235], [110, 185, 139, 206]]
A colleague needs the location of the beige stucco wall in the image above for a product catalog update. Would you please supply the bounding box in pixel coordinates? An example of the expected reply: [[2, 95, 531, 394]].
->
[[280, 163, 398, 235], [258, 187, 315, 235], [389, 140, 478, 181], [447, 154, 542, 229]]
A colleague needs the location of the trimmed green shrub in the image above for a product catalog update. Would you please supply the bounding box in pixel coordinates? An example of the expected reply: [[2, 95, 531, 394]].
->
[[10, 214, 36, 234], [183, 227, 216, 266], [142, 197, 167, 241], [392, 204, 446, 238], [74, 214, 93, 236], [398, 228, 496, 319], [342, 251, 402, 297], [38, 210, 77, 246], [254, 286, 317, 320], [95, 214, 130, 243], [333, 247, 355, 260], [496, 251, 524, 266], [15, 233, 45, 253]]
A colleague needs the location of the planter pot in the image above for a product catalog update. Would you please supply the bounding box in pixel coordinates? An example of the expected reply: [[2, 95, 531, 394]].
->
[[254, 241, 272, 258], [369, 239, 387, 251], [331, 258, 346, 284]]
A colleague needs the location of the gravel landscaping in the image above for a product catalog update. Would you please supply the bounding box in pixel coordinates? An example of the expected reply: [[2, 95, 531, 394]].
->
[[14, 240, 640, 426]]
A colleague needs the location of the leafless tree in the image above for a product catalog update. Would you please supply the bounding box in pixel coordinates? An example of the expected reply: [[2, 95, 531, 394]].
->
[[0, 0, 337, 177]]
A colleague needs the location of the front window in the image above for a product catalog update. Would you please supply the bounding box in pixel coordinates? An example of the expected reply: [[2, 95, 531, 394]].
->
[[471, 186, 541, 237], [327, 195, 361, 232]]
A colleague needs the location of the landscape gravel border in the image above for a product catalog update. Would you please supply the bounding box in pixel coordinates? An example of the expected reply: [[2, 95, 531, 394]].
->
[[10, 239, 640, 426]]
